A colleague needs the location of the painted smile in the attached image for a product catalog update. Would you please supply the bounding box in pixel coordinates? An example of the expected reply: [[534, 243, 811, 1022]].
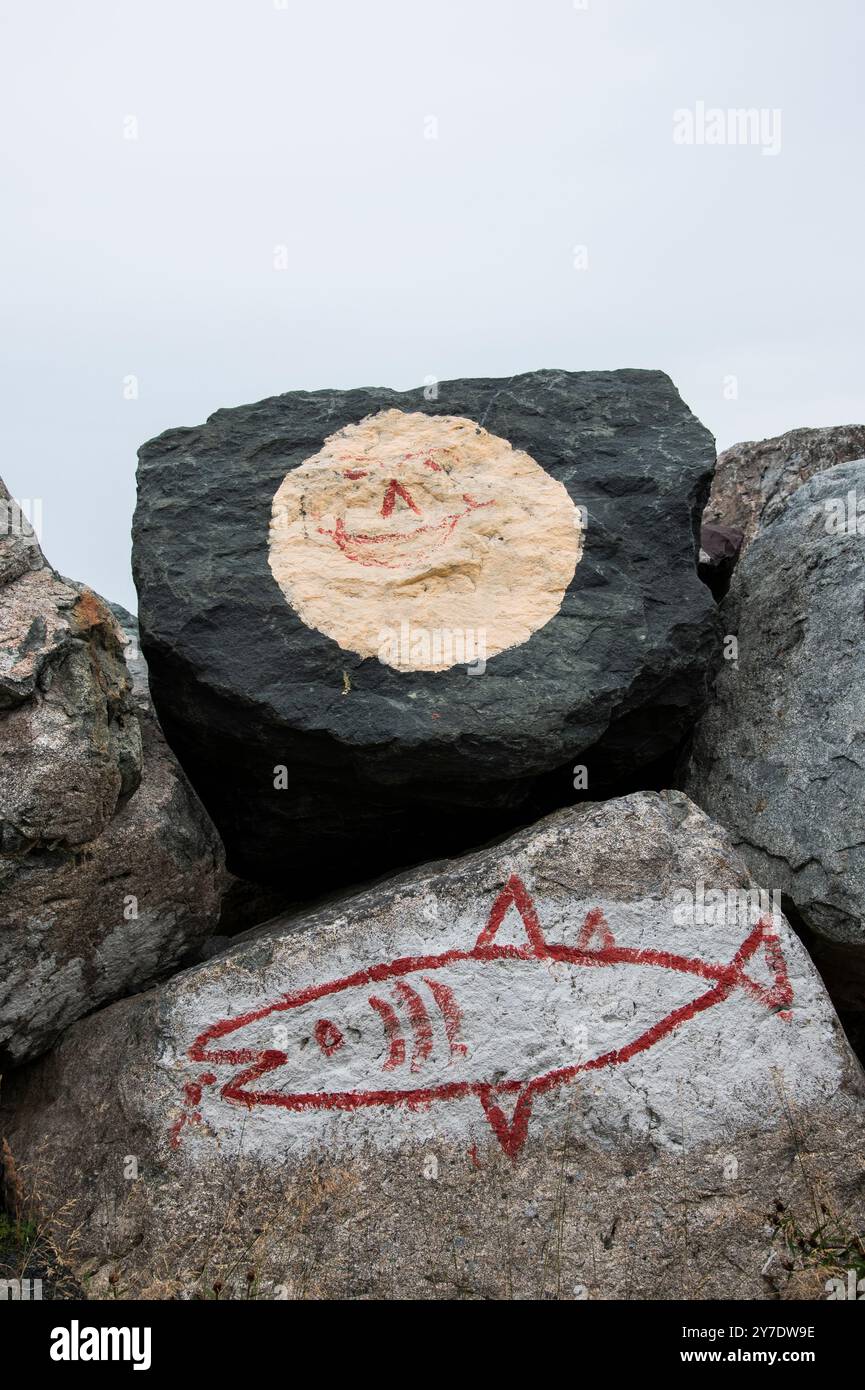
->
[[318, 497, 492, 569]]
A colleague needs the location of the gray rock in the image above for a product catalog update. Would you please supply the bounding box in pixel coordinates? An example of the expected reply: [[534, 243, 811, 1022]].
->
[[3, 791, 863, 1300], [698, 521, 743, 599], [1, 486, 141, 850], [685, 459, 865, 956], [0, 477, 227, 1065], [132, 369, 717, 893], [706, 423, 865, 552]]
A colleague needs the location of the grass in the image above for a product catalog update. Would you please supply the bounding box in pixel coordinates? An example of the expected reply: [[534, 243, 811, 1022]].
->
[[771, 1199, 865, 1285], [0, 1212, 38, 1248], [768, 1069, 865, 1288]]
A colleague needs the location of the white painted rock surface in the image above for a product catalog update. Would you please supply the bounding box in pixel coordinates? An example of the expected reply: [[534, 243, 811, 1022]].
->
[[3, 791, 864, 1299], [268, 408, 582, 670]]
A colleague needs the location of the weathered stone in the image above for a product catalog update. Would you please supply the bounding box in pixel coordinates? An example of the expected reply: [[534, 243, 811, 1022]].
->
[[706, 424, 865, 552], [685, 459, 865, 963], [133, 369, 717, 892], [3, 791, 863, 1300], [0, 487, 227, 1065], [1, 482, 141, 850], [698, 521, 743, 599]]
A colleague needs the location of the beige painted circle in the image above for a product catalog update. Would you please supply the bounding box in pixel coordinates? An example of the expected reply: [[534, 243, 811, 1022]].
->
[[268, 409, 583, 672]]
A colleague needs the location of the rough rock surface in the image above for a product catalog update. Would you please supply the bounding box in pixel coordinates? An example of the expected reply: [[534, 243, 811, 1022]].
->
[[108, 599, 293, 943], [0, 485, 227, 1065], [3, 791, 863, 1300], [706, 423, 865, 552], [685, 460, 865, 958], [0, 487, 141, 851], [133, 369, 717, 891], [698, 522, 743, 600]]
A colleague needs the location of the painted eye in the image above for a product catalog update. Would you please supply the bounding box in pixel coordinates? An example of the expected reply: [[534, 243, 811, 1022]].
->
[[343, 469, 368, 480], [314, 1019, 344, 1056]]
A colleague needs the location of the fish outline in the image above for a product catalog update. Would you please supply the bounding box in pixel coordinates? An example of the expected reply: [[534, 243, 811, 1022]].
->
[[171, 875, 794, 1157]]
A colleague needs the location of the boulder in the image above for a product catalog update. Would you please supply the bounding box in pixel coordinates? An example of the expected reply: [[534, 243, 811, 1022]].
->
[[3, 791, 864, 1300], [0, 481, 227, 1065], [109, 599, 295, 942], [0, 487, 141, 850], [706, 424, 865, 553], [132, 369, 717, 893], [685, 459, 865, 963], [698, 521, 743, 599]]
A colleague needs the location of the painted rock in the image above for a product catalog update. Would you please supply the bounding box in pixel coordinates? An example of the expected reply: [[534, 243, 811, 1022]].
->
[[686, 459, 865, 966], [0, 478, 227, 1064], [4, 791, 864, 1299], [132, 369, 717, 891]]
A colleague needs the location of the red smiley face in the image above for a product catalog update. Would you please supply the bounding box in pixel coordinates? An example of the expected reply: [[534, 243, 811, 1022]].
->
[[314, 449, 493, 570]]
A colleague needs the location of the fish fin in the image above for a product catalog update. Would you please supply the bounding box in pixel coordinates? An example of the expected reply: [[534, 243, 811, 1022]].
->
[[577, 907, 615, 951], [473, 874, 549, 956], [476, 1084, 534, 1159], [732, 914, 794, 1015]]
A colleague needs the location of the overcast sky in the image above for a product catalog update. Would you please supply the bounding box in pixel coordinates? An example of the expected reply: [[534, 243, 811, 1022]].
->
[[2, 0, 862, 610]]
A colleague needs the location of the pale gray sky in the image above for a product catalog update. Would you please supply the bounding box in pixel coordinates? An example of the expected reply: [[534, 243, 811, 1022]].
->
[[2, 0, 862, 610]]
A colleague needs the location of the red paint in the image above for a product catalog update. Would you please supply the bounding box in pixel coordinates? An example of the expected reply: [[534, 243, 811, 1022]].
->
[[393, 981, 434, 1072], [169, 1072, 217, 1148], [314, 1019, 345, 1056], [397, 449, 445, 473], [174, 879, 794, 1158], [423, 977, 468, 1058], [318, 502, 488, 570], [474, 873, 548, 955], [343, 469, 368, 480], [380, 479, 420, 518], [368, 995, 406, 1070], [577, 907, 615, 951], [169, 1109, 202, 1147]]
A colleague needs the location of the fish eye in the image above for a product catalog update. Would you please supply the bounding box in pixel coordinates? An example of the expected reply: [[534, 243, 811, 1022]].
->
[[313, 1019, 344, 1056]]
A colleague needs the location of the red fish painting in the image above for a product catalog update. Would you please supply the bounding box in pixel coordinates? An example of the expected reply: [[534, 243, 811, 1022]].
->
[[171, 875, 794, 1158]]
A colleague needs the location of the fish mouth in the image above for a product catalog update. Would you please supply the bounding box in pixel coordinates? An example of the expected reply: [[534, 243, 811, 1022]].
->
[[318, 499, 491, 569]]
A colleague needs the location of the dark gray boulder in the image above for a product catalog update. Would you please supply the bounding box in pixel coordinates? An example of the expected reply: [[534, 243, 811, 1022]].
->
[[685, 458, 865, 959], [133, 369, 717, 892]]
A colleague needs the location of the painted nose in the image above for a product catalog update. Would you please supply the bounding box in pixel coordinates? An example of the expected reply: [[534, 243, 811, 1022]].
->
[[381, 480, 421, 518]]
